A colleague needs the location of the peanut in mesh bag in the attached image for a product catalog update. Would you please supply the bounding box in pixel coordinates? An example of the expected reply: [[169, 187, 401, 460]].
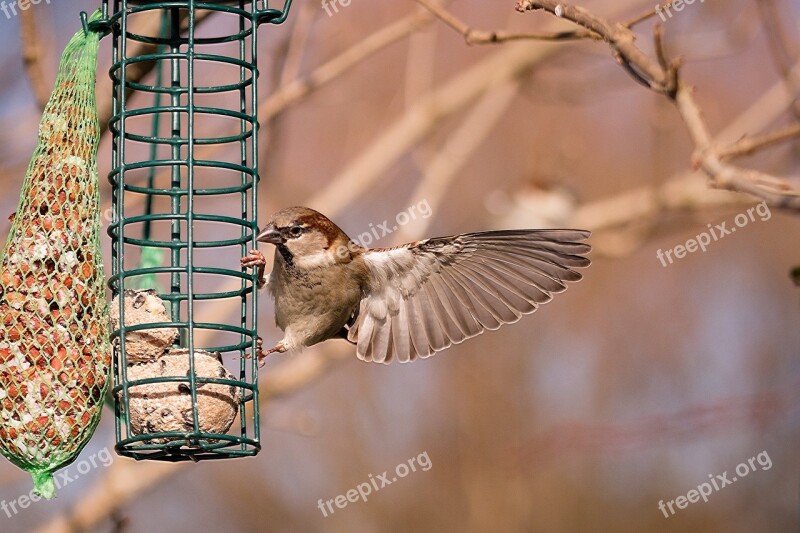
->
[[0, 11, 110, 499]]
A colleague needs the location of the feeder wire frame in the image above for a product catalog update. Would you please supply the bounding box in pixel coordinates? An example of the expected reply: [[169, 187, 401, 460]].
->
[[102, 0, 291, 462]]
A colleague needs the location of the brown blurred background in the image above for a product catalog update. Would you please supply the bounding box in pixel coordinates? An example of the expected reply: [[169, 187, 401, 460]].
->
[[0, 0, 799, 531]]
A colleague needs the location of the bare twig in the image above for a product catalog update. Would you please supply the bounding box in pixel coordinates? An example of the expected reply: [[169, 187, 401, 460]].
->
[[306, 0, 677, 218], [516, 1, 670, 91], [676, 85, 800, 206], [414, 0, 598, 44], [514, 0, 800, 209], [621, 5, 668, 28], [541, 67, 800, 251], [414, 0, 665, 45], [718, 123, 800, 160], [586, 68, 800, 231]]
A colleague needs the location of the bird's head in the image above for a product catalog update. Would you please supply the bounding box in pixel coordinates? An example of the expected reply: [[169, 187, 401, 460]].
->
[[257, 207, 356, 268]]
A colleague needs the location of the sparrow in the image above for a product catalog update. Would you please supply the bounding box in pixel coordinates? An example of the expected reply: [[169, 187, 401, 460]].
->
[[241, 207, 590, 365]]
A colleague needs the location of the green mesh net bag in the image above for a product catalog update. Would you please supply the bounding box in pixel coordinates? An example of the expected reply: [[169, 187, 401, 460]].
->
[[0, 11, 109, 499]]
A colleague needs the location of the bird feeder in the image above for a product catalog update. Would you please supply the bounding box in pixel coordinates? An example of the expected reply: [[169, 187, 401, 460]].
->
[[96, 0, 291, 461]]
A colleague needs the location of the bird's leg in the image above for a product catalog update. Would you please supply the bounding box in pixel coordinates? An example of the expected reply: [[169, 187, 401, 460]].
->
[[241, 249, 268, 289], [253, 337, 287, 367]]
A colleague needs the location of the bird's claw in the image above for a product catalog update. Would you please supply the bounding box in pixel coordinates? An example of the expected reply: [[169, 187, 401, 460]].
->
[[241, 249, 267, 269], [251, 337, 286, 367]]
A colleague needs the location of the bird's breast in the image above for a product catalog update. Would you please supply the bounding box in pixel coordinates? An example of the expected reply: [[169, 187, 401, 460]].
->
[[269, 261, 363, 344]]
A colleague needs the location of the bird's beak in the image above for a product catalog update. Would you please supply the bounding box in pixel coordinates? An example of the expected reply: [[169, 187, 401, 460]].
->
[[257, 224, 283, 244]]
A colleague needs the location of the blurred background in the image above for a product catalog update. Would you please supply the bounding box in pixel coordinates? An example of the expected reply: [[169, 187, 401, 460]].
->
[[0, 0, 799, 531]]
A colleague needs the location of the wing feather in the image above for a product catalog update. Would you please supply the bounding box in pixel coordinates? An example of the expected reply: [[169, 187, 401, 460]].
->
[[369, 318, 392, 364], [459, 259, 537, 313], [447, 266, 520, 325], [392, 297, 413, 363], [404, 292, 430, 359], [422, 280, 464, 344], [355, 313, 374, 362], [426, 274, 479, 340], [412, 285, 449, 352], [350, 229, 590, 363], [440, 268, 504, 330], [466, 253, 563, 298]]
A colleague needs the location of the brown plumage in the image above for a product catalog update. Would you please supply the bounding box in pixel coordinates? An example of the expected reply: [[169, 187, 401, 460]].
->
[[242, 207, 591, 365]]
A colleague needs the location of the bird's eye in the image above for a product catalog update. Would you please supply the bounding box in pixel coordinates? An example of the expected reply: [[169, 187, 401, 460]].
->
[[289, 226, 304, 238]]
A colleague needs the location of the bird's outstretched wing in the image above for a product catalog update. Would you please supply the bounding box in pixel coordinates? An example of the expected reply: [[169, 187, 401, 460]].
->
[[348, 230, 591, 364]]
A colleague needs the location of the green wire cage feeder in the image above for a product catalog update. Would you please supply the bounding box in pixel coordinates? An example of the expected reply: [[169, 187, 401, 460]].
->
[[99, 0, 291, 461]]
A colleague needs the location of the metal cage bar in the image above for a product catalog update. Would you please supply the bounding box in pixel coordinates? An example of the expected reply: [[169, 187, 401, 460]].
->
[[102, 0, 291, 461]]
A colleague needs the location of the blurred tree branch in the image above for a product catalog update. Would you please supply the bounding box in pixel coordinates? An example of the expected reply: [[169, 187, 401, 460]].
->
[[512, 0, 800, 209], [412, 0, 800, 209], [18, 9, 173, 124], [412, 0, 798, 251], [98, 8, 435, 221], [95, 10, 214, 135], [307, 41, 565, 214], [35, 345, 349, 533], [276, 1, 318, 88], [260, 8, 434, 122], [755, 0, 800, 118], [25, 2, 800, 529], [515, 378, 799, 462], [19, 8, 50, 110], [399, 80, 522, 241]]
